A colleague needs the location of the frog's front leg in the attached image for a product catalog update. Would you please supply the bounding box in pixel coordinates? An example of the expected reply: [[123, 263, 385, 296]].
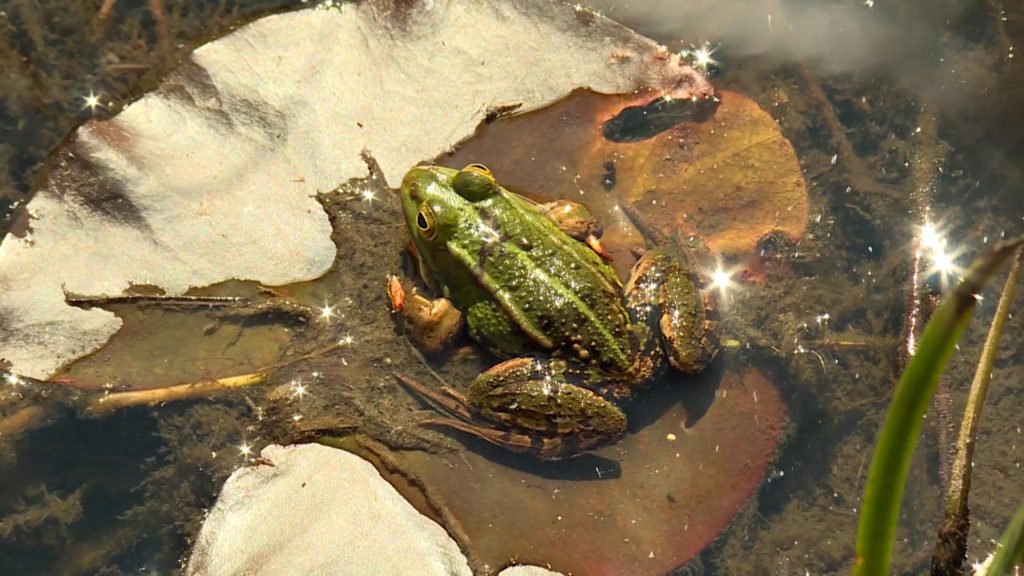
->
[[535, 199, 612, 260], [398, 357, 626, 460], [393, 287, 464, 356]]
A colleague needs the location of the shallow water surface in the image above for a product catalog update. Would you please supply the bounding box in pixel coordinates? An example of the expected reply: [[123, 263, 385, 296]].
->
[[1, 1, 1022, 574]]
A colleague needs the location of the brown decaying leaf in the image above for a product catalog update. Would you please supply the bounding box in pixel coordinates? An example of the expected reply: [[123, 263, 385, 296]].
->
[[445, 89, 808, 277], [390, 369, 787, 575]]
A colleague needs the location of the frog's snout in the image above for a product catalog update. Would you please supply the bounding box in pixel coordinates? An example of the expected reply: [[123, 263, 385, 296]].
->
[[401, 166, 438, 202]]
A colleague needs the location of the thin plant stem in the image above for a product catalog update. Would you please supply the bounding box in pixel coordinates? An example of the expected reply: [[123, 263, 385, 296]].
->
[[987, 499, 1024, 575], [854, 238, 1024, 576], [932, 250, 1021, 575]]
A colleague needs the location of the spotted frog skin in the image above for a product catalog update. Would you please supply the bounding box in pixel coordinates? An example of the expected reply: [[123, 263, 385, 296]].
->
[[396, 164, 719, 460]]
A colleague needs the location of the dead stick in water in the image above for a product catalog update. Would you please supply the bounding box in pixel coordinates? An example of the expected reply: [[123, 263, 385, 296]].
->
[[795, 64, 903, 200], [85, 371, 267, 415]]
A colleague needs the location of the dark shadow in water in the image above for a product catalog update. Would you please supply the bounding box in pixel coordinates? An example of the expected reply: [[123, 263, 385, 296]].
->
[[627, 359, 724, 432], [602, 95, 718, 143], [445, 433, 625, 481], [0, 408, 164, 575]]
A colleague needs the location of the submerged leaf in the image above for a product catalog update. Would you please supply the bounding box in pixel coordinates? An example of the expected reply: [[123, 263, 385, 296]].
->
[[445, 89, 807, 276], [387, 369, 787, 574]]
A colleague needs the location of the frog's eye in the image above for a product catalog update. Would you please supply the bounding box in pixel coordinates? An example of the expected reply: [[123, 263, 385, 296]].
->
[[453, 164, 497, 201], [416, 204, 438, 240], [465, 163, 491, 175]]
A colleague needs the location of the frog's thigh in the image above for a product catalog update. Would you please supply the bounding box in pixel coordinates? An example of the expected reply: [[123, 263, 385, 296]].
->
[[465, 301, 531, 354], [467, 358, 627, 441], [627, 249, 710, 373]]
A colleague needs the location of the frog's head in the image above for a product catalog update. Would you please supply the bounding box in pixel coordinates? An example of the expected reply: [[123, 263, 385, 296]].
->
[[399, 163, 500, 292]]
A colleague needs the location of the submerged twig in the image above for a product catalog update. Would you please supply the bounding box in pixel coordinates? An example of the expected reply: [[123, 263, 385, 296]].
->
[[64, 292, 320, 324], [0, 404, 58, 438], [932, 249, 1022, 576], [85, 371, 268, 415], [794, 64, 902, 200]]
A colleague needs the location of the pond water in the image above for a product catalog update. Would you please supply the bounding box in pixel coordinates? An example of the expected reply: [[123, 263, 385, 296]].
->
[[0, 1, 1022, 575]]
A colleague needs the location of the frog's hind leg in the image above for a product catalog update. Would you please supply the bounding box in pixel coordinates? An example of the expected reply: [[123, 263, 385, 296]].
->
[[396, 370, 555, 456], [397, 358, 627, 460], [464, 357, 627, 459], [395, 373, 474, 421], [625, 248, 720, 374]]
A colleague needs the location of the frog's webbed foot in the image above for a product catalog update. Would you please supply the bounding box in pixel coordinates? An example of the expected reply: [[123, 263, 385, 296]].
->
[[535, 199, 612, 261], [396, 371, 545, 455], [396, 358, 627, 460], [395, 373, 473, 421]]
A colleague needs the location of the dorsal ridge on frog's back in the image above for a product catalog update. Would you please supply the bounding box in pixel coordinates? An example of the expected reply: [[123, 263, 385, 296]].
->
[[448, 192, 634, 372]]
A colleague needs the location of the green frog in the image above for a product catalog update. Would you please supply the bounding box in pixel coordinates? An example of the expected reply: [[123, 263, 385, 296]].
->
[[395, 163, 719, 460]]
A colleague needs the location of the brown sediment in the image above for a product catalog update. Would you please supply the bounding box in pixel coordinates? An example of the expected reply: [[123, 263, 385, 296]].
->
[[794, 63, 903, 201]]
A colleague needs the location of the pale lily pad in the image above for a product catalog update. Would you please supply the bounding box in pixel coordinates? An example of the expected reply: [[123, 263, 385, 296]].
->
[[185, 443, 473, 576], [0, 0, 712, 379]]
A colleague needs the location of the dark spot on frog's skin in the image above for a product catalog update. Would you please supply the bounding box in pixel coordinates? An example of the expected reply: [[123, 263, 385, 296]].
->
[[601, 161, 616, 191], [519, 237, 533, 251], [666, 494, 676, 504]]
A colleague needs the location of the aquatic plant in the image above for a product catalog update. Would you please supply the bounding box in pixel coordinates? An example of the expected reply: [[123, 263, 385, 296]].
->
[[854, 238, 1024, 575]]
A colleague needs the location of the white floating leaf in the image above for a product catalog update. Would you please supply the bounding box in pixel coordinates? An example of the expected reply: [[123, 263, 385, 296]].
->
[[186, 443, 472, 576], [0, 0, 712, 379]]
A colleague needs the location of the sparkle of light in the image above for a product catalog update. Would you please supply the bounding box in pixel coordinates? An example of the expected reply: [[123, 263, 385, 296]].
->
[[970, 552, 994, 575], [694, 46, 714, 68], [708, 264, 735, 294], [320, 303, 335, 321], [339, 333, 355, 346], [81, 90, 103, 112], [238, 441, 253, 458], [4, 373, 22, 386], [933, 249, 955, 274], [918, 217, 965, 291], [360, 188, 377, 204], [683, 42, 719, 72], [291, 379, 308, 399], [920, 220, 945, 253], [476, 222, 500, 244]]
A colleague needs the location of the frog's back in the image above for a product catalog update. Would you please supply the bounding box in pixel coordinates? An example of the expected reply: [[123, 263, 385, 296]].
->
[[464, 191, 635, 372]]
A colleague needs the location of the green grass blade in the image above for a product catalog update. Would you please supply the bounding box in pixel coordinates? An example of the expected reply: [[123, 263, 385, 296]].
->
[[854, 238, 1024, 576], [987, 499, 1024, 575]]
